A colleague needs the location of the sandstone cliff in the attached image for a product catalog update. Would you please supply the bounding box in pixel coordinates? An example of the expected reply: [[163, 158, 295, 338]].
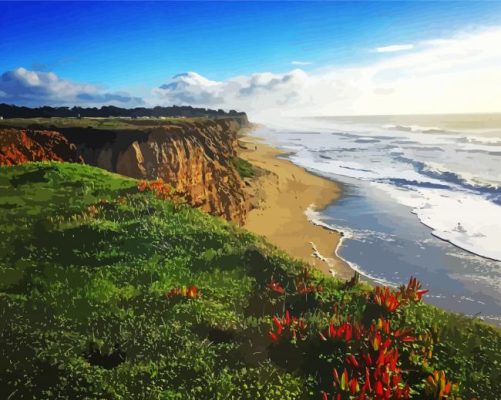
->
[[68, 119, 248, 222], [0, 118, 249, 223]]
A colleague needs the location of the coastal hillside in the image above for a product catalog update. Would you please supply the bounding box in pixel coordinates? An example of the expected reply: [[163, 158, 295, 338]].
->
[[0, 162, 499, 399], [0, 117, 249, 223]]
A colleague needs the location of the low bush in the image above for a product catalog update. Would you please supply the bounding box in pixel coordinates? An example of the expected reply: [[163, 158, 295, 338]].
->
[[232, 156, 256, 178]]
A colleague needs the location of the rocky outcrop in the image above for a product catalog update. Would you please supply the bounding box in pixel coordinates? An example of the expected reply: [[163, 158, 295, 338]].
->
[[0, 129, 82, 165]]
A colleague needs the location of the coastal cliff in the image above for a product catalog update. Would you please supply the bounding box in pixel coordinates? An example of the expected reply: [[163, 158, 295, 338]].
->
[[0, 117, 249, 223]]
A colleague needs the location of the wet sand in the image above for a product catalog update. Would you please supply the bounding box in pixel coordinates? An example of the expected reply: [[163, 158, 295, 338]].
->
[[239, 134, 352, 278]]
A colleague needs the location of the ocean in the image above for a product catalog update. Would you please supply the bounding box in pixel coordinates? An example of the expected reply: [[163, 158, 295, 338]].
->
[[255, 114, 501, 325]]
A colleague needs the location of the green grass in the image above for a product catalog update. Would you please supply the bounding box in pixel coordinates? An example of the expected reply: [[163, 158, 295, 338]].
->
[[231, 157, 256, 179], [0, 117, 210, 131], [0, 162, 499, 399]]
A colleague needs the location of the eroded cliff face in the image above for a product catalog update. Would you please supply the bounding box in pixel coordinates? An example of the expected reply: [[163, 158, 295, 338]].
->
[[0, 129, 83, 165], [26, 118, 249, 223], [105, 120, 249, 223]]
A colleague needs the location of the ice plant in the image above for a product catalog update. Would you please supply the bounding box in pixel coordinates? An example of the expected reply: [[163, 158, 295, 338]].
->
[[331, 363, 411, 400], [266, 277, 285, 295], [399, 276, 428, 303], [138, 178, 175, 200], [268, 310, 308, 343], [295, 268, 323, 295], [372, 286, 401, 313], [261, 274, 447, 399], [322, 317, 414, 400], [165, 285, 199, 300], [374, 318, 416, 344], [319, 321, 363, 343], [425, 371, 458, 399]]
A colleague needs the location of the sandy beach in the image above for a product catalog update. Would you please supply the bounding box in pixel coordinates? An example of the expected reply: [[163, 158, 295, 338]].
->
[[239, 134, 353, 278]]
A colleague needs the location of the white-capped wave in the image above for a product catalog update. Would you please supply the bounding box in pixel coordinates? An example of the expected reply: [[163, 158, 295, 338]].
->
[[383, 124, 445, 134], [459, 135, 501, 146], [258, 123, 501, 262], [378, 183, 501, 261], [421, 161, 501, 190]]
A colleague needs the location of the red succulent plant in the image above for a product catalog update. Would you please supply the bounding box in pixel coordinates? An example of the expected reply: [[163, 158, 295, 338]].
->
[[372, 287, 401, 313], [425, 370, 459, 399], [266, 277, 286, 295], [399, 277, 428, 303], [295, 268, 323, 295], [138, 178, 175, 200], [165, 285, 199, 300], [268, 310, 308, 343]]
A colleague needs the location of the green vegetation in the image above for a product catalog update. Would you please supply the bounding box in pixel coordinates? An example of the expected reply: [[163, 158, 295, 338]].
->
[[0, 162, 499, 399], [0, 117, 208, 131], [232, 156, 256, 179]]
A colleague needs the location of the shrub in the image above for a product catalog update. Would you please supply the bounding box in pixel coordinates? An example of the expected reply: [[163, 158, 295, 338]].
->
[[231, 157, 255, 178]]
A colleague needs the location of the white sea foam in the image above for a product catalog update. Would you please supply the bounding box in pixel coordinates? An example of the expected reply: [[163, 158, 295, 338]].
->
[[460, 135, 501, 146], [253, 120, 501, 322], [421, 161, 501, 189], [263, 122, 501, 262], [377, 184, 501, 261], [383, 124, 444, 134], [304, 205, 398, 287]]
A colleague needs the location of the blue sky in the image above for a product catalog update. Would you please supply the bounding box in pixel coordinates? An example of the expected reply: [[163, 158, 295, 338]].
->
[[2, 1, 500, 88], [1, 1, 501, 117]]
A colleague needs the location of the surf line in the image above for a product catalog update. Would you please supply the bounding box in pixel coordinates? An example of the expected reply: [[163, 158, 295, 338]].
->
[[305, 204, 397, 287]]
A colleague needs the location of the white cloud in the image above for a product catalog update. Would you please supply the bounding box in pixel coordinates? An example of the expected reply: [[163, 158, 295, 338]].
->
[[0, 67, 143, 107], [152, 69, 309, 114], [152, 72, 224, 106], [152, 26, 501, 122], [291, 61, 313, 66], [373, 44, 415, 53]]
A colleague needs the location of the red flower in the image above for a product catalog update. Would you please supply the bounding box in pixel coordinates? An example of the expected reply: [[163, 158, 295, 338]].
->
[[266, 278, 285, 294], [137, 178, 175, 200], [165, 285, 199, 300], [373, 286, 401, 312], [268, 310, 308, 343], [399, 276, 428, 303]]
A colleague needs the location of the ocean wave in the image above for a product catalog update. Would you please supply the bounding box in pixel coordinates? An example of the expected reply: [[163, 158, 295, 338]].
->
[[456, 148, 501, 156], [265, 126, 501, 262], [458, 135, 501, 146], [325, 147, 360, 153], [383, 177, 450, 190], [421, 161, 501, 191], [354, 138, 381, 144], [383, 124, 445, 134], [404, 145, 445, 152], [378, 183, 501, 261], [394, 155, 501, 192], [304, 205, 399, 287]]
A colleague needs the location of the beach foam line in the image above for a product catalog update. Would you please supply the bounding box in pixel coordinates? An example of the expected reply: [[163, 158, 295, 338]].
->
[[305, 204, 397, 287], [309, 241, 337, 277]]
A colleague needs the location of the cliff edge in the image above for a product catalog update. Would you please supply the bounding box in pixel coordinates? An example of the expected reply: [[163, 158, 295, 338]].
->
[[0, 117, 249, 223]]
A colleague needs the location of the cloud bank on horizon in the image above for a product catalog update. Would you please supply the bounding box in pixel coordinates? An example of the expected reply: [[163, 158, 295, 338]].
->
[[0, 68, 143, 108], [1, 26, 501, 122]]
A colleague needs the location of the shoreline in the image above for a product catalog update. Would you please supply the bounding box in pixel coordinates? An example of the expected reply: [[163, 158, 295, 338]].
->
[[239, 132, 353, 279]]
